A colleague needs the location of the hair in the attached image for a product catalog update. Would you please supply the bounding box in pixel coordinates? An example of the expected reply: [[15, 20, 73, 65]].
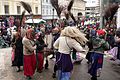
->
[[61, 26, 88, 45]]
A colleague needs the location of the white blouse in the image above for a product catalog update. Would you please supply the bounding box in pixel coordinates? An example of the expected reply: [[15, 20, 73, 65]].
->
[[53, 36, 85, 54]]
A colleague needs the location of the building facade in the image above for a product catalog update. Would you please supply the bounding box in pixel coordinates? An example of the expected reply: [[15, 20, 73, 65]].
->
[[0, 0, 41, 18], [85, 0, 100, 16], [72, 0, 86, 17], [42, 0, 86, 20], [41, 0, 57, 19]]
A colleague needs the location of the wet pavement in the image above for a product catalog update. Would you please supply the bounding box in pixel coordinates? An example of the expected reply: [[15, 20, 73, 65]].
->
[[0, 48, 120, 80]]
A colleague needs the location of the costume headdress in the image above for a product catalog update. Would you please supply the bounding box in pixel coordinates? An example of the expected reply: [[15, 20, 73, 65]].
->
[[61, 26, 88, 45]]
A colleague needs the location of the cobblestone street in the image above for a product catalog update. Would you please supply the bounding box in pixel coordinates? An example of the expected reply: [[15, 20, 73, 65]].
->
[[0, 48, 120, 80]]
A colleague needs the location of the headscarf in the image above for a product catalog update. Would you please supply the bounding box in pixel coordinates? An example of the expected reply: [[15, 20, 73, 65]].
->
[[61, 26, 88, 45], [52, 27, 61, 34], [26, 28, 35, 40]]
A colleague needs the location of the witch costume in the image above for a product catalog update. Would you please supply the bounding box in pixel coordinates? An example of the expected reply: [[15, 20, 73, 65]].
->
[[22, 29, 36, 79], [88, 30, 110, 80], [11, 32, 23, 72], [36, 32, 47, 72], [53, 27, 87, 80]]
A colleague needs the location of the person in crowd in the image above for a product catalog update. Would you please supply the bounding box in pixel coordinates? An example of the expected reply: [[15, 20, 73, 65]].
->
[[50, 27, 61, 59], [36, 32, 47, 73], [53, 26, 88, 80], [51, 27, 61, 78], [11, 32, 23, 72], [86, 27, 96, 64], [115, 29, 120, 65], [22, 29, 36, 79], [106, 28, 117, 61], [88, 29, 110, 80]]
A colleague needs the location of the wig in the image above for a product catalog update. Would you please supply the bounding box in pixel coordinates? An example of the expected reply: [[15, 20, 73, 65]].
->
[[61, 26, 88, 45]]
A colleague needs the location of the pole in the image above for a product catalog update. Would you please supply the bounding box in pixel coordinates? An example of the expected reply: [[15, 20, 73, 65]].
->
[[52, 8, 54, 21], [41, 0, 42, 18], [100, 0, 104, 29], [52, 8, 54, 28]]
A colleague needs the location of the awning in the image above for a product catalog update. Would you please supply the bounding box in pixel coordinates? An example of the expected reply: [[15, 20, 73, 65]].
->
[[25, 19, 46, 24]]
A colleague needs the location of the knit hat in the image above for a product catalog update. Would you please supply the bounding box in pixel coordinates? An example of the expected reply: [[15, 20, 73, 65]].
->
[[97, 29, 106, 36]]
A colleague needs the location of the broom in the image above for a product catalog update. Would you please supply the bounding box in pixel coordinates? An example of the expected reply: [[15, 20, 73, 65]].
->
[[20, 1, 35, 28], [104, 3, 119, 27], [51, 0, 76, 24], [50, 0, 63, 18], [20, 10, 26, 28]]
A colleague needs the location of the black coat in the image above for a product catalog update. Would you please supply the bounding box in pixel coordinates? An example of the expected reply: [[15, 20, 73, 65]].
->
[[12, 36, 23, 66]]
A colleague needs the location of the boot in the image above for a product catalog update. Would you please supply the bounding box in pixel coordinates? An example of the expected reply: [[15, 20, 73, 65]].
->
[[45, 59, 49, 69], [91, 76, 97, 80], [16, 66, 21, 72], [52, 72, 56, 78]]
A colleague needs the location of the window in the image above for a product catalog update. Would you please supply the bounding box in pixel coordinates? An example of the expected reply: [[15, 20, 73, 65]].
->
[[35, 7, 38, 14], [17, 6, 21, 14], [4, 5, 9, 14], [42, 9, 45, 14], [50, 10, 52, 15], [86, 12, 90, 14], [92, 8, 95, 10], [46, 9, 48, 14], [46, 6, 48, 9], [92, 1, 95, 3], [87, 8, 90, 10], [43, 5, 45, 8]]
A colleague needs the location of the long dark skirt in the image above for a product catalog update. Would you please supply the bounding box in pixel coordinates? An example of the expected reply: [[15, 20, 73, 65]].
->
[[86, 51, 94, 63], [12, 49, 23, 66], [24, 53, 36, 76], [55, 52, 73, 80], [88, 52, 104, 77], [56, 52, 73, 72]]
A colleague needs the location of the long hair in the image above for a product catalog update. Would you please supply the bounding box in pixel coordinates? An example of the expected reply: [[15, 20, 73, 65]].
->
[[61, 26, 88, 45]]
